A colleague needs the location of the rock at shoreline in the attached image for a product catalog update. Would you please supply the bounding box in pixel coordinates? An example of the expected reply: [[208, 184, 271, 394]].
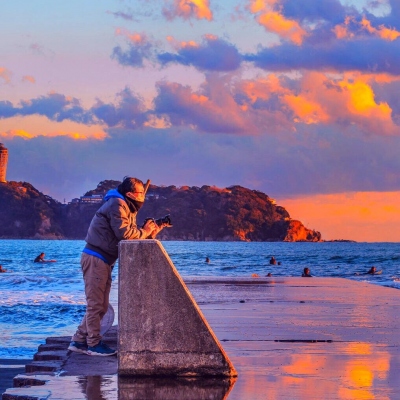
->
[[0, 180, 322, 242]]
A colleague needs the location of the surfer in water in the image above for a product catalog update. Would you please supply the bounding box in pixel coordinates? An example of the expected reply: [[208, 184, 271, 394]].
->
[[355, 266, 382, 275], [34, 253, 56, 263]]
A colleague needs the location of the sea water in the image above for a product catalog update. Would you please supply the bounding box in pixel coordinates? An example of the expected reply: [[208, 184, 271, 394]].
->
[[0, 240, 399, 359]]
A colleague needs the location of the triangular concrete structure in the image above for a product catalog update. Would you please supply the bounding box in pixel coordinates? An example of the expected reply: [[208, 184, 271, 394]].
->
[[118, 240, 237, 377]]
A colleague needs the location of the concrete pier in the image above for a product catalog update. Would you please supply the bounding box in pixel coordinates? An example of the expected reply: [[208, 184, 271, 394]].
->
[[2, 277, 400, 399], [118, 240, 237, 377]]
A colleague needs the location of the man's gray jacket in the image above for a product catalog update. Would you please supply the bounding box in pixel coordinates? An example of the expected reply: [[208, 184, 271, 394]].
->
[[84, 189, 148, 264]]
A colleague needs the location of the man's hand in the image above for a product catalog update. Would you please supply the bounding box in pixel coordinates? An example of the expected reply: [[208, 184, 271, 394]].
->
[[142, 219, 158, 238]]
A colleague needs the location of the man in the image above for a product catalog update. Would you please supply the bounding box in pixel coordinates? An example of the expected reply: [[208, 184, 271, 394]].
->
[[68, 177, 165, 356]]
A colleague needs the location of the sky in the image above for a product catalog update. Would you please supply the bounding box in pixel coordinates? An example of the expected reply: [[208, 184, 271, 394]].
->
[[1, 0, 400, 242]]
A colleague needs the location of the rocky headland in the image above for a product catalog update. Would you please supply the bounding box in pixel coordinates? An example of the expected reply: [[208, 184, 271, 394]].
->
[[0, 180, 322, 242]]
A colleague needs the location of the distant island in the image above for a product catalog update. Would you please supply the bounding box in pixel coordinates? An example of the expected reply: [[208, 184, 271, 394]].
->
[[0, 180, 322, 242]]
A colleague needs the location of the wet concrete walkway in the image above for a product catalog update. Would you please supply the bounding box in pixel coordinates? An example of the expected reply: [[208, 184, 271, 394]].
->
[[2, 277, 400, 399]]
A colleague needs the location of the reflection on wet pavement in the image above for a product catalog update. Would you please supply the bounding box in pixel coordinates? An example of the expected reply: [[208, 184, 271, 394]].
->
[[224, 340, 398, 400], [119, 376, 235, 399]]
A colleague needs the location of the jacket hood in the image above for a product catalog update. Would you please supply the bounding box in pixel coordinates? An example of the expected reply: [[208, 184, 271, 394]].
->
[[104, 189, 125, 202]]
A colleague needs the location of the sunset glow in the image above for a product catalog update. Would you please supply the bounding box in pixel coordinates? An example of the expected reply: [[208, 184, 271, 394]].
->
[[279, 192, 400, 242]]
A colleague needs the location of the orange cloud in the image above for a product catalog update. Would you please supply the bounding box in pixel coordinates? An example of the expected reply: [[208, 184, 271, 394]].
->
[[283, 94, 329, 124], [333, 16, 400, 41], [235, 71, 398, 134], [249, 0, 307, 45], [0, 67, 12, 83], [332, 16, 354, 39], [0, 129, 107, 141], [237, 73, 290, 103], [166, 36, 200, 50], [278, 191, 400, 242], [1, 129, 35, 139], [360, 17, 400, 41], [115, 28, 148, 44], [258, 11, 307, 45], [166, 0, 213, 21], [22, 75, 36, 84], [167, 34, 220, 52], [338, 79, 392, 120], [0, 116, 108, 141]]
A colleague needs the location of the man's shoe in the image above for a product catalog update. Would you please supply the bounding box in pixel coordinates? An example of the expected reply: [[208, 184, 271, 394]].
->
[[68, 341, 88, 354], [87, 341, 117, 356]]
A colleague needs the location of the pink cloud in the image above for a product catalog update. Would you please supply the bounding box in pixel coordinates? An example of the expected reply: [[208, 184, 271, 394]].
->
[[0, 67, 12, 84], [22, 75, 36, 84]]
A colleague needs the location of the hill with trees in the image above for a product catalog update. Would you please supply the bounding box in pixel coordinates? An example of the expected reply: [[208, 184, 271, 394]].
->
[[0, 180, 322, 242]]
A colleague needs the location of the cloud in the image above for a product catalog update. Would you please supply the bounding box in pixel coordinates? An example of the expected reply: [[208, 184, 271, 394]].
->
[[0, 115, 108, 140], [152, 71, 399, 136], [365, 0, 400, 30], [246, 37, 400, 74], [106, 10, 134, 21], [91, 87, 148, 129], [333, 15, 400, 41], [0, 128, 107, 141], [0, 93, 92, 123], [248, 0, 308, 45], [22, 75, 36, 84], [163, 0, 213, 21], [20, 93, 92, 123], [158, 35, 242, 71], [280, 0, 347, 23], [0, 67, 12, 84], [1, 69, 399, 137], [111, 29, 153, 67], [153, 73, 293, 134]]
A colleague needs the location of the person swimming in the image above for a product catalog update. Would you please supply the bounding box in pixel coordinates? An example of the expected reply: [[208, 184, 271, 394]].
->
[[367, 266, 377, 274], [0, 265, 7, 273], [302, 267, 312, 277], [205, 257, 210, 263], [269, 256, 277, 265], [33, 253, 57, 263], [34, 253, 46, 262]]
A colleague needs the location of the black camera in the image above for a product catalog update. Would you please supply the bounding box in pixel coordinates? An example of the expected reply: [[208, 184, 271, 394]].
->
[[144, 214, 172, 227]]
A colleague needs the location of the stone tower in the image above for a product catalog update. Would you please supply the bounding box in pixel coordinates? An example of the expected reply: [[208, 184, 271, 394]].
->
[[0, 143, 8, 183]]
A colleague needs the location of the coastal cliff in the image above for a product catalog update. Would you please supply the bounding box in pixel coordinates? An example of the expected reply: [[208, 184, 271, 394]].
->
[[0, 180, 322, 242]]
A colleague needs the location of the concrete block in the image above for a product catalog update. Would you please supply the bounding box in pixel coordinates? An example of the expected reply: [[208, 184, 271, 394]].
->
[[118, 240, 237, 377]]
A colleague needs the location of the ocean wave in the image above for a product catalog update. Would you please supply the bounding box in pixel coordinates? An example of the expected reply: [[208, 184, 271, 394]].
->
[[220, 266, 237, 271], [0, 303, 85, 325], [329, 255, 343, 260]]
